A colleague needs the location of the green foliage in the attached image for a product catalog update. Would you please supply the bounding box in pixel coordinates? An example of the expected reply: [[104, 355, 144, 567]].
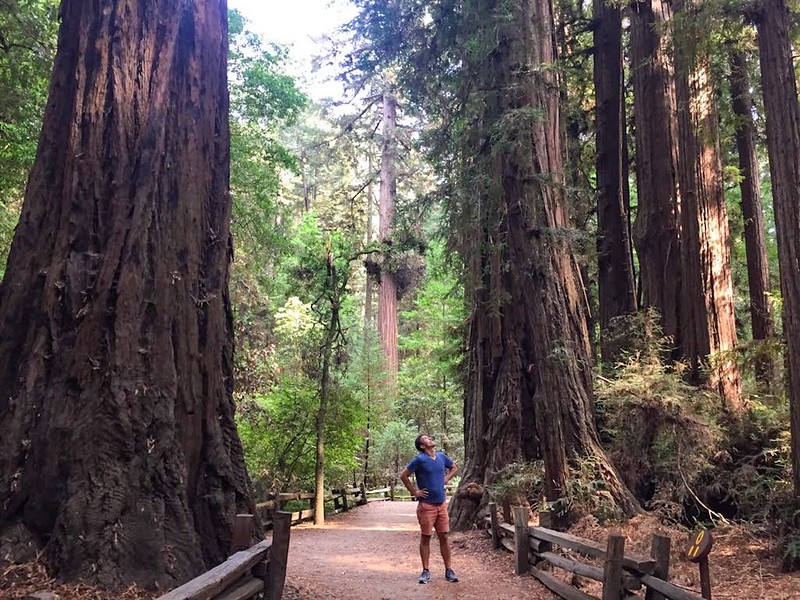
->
[[228, 8, 306, 245], [227, 9, 308, 396], [237, 375, 365, 495], [486, 462, 544, 506], [370, 419, 418, 482], [0, 0, 59, 274], [236, 212, 374, 493], [397, 241, 465, 461]]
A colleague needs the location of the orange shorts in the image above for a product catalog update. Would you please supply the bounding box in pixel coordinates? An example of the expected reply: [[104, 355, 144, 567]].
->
[[416, 501, 449, 535]]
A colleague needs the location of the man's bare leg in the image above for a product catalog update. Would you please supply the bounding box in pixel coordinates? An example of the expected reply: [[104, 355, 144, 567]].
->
[[420, 534, 432, 570], [437, 532, 452, 569]]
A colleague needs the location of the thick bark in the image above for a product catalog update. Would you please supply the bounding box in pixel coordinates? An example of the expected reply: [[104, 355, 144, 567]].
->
[[630, 0, 683, 350], [729, 49, 776, 386], [593, 0, 637, 362], [673, 5, 743, 411], [377, 90, 398, 385], [0, 0, 254, 589], [449, 0, 639, 530], [757, 0, 800, 492]]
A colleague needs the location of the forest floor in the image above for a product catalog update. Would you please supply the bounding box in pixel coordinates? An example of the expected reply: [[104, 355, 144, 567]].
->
[[3, 500, 800, 599]]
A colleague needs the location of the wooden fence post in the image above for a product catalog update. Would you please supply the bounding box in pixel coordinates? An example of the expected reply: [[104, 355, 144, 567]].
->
[[359, 482, 367, 506], [390, 480, 395, 501], [267, 511, 291, 600], [342, 489, 349, 512], [512, 506, 530, 575], [489, 502, 501, 550], [502, 499, 512, 524], [602, 533, 625, 600], [646, 534, 671, 600], [230, 514, 254, 554]]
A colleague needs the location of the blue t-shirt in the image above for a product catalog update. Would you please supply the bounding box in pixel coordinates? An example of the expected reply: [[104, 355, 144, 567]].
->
[[406, 451, 454, 504]]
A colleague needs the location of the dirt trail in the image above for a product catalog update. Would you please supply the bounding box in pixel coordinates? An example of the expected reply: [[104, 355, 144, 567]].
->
[[282, 501, 555, 600]]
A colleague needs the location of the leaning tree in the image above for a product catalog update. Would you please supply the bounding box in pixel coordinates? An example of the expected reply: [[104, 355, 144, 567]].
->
[[0, 0, 255, 588]]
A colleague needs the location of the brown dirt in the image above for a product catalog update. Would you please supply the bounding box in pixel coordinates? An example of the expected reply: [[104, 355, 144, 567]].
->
[[282, 501, 554, 600]]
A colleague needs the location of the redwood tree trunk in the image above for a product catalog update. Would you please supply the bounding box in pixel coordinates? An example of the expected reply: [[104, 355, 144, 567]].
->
[[757, 0, 800, 492], [593, 0, 637, 362], [674, 6, 743, 411], [0, 0, 255, 588], [449, 0, 639, 530], [630, 0, 682, 350], [377, 89, 398, 385], [729, 49, 776, 386]]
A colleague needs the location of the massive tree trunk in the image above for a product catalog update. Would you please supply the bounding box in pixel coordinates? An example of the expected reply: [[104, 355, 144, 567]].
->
[[757, 0, 800, 492], [377, 89, 398, 385], [630, 0, 682, 350], [729, 49, 776, 386], [0, 0, 255, 588], [673, 4, 743, 411], [593, 0, 637, 362], [449, 0, 639, 530]]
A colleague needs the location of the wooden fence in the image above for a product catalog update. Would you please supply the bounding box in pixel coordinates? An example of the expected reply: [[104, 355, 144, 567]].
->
[[156, 512, 291, 600], [254, 483, 434, 527], [486, 503, 708, 600]]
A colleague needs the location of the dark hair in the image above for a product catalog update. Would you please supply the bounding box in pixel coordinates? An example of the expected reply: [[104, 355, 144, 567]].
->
[[414, 434, 426, 452]]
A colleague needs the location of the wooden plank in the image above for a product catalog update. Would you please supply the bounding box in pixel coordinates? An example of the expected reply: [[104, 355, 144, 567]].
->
[[639, 574, 705, 600], [367, 497, 390, 503], [531, 567, 600, 600], [267, 512, 291, 600], [513, 506, 530, 575], [230, 514, 254, 554], [646, 534, 671, 600], [276, 492, 315, 501], [502, 500, 512, 524], [500, 536, 515, 553], [499, 522, 515, 538], [528, 534, 551, 553], [255, 501, 275, 511], [531, 527, 655, 573], [157, 541, 271, 600], [291, 509, 314, 522], [539, 552, 641, 591], [490, 502, 501, 550], [602, 534, 625, 600], [215, 578, 263, 600], [366, 487, 391, 494]]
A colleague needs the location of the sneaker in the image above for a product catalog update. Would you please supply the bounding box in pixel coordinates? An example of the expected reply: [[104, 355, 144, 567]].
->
[[445, 568, 459, 582], [418, 569, 431, 584]]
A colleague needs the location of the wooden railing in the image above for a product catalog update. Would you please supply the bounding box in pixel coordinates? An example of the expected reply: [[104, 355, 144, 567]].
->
[[157, 512, 291, 600], [255, 486, 367, 528], [486, 503, 708, 600], [253, 482, 457, 529]]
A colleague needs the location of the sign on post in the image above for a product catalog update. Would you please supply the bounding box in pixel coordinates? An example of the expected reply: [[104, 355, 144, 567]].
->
[[685, 529, 713, 600]]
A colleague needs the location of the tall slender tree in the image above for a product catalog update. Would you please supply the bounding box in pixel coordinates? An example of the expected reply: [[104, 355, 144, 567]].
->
[[0, 0, 254, 587], [729, 47, 775, 386], [593, 0, 637, 362], [378, 87, 399, 385], [756, 0, 800, 492], [630, 0, 683, 351], [673, 3, 743, 411]]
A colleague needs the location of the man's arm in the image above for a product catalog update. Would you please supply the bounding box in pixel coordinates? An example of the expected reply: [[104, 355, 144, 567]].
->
[[400, 467, 428, 500], [444, 462, 458, 484]]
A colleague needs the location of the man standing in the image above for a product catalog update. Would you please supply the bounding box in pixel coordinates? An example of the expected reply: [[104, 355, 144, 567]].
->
[[400, 434, 459, 584]]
